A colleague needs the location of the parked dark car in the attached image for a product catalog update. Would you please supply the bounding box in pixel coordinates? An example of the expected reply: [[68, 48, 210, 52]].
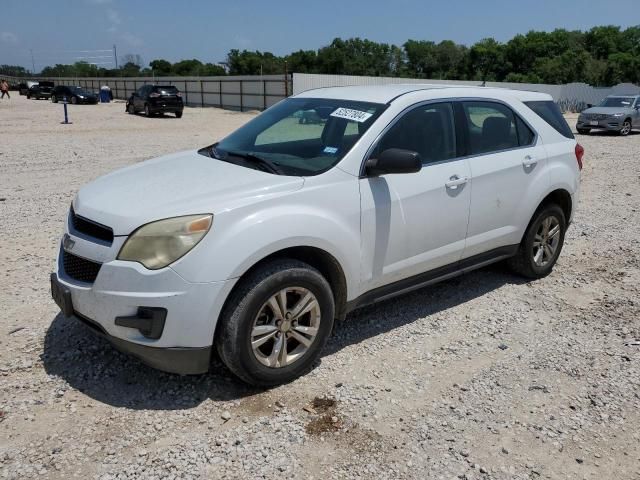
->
[[51, 85, 98, 104], [576, 95, 640, 136], [18, 82, 29, 95], [27, 81, 55, 100], [126, 85, 184, 118]]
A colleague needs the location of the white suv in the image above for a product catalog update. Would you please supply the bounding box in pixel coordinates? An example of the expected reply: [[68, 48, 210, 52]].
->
[[51, 85, 583, 385]]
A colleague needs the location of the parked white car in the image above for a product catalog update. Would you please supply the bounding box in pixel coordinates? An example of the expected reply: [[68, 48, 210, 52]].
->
[[51, 84, 583, 385]]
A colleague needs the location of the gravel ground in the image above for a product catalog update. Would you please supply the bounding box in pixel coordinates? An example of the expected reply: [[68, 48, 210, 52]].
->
[[1, 96, 639, 480]]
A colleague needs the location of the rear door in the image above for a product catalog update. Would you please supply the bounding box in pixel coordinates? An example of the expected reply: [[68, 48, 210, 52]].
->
[[359, 101, 472, 291], [459, 100, 548, 258]]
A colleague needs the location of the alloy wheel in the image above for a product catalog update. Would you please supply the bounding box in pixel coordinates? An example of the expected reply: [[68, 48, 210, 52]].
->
[[251, 287, 321, 368], [620, 121, 631, 136], [532, 215, 561, 267]]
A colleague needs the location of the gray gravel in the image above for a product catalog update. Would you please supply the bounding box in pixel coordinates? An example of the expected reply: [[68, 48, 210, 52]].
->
[[1, 98, 639, 479]]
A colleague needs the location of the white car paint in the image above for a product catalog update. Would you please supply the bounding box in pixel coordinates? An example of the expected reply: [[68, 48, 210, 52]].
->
[[53, 84, 581, 364]]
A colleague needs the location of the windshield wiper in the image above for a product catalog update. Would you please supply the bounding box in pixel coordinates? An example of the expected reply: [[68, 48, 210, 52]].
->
[[214, 147, 283, 175]]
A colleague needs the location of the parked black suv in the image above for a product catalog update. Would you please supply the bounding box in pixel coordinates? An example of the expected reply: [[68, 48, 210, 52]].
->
[[126, 85, 184, 118], [51, 85, 98, 104], [27, 81, 55, 100]]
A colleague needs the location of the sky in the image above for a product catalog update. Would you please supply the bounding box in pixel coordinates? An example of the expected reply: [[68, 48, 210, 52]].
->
[[2, 0, 639, 72]]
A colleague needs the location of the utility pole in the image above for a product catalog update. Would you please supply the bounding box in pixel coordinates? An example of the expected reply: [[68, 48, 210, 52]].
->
[[284, 60, 288, 97], [30, 49, 36, 74], [113, 44, 118, 69]]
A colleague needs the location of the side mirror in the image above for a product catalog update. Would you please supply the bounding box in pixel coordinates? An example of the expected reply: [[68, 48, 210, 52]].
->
[[365, 148, 422, 176]]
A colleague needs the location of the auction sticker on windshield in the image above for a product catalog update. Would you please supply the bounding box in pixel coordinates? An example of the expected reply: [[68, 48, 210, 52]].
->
[[330, 107, 373, 123]]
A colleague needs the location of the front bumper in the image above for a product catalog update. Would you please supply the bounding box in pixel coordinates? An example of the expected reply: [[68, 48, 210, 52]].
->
[[73, 309, 211, 374], [52, 227, 236, 373], [577, 118, 625, 130]]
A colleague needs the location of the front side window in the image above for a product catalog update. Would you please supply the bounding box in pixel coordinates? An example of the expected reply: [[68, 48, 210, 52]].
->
[[209, 98, 387, 176], [462, 101, 530, 155], [374, 102, 457, 164]]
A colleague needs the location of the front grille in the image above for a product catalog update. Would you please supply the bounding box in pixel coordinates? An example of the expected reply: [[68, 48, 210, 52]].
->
[[70, 207, 114, 244], [63, 250, 102, 283], [583, 113, 609, 121]]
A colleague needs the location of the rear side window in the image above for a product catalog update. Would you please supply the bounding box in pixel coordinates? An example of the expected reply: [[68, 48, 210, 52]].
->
[[461, 102, 519, 155], [524, 101, 574, 139]]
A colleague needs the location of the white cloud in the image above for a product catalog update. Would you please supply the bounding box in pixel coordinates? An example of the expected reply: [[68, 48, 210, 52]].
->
[[121, 32, 143, 47], [1, 32, 18, 44], [107, 8, 121, 25]]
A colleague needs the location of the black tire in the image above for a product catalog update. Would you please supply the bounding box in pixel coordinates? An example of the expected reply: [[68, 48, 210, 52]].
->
[[51, 95, 57, 103], [216, 259, 335, 386], [26, 94, 30, 99], [71, 96, 78, 105], [507, 204, 566, 279], [127, 103, 135, 114], [619, 120, 632, 136], [144, 104, 150, 116], [175, 111, 183, 118], [577, 128, 590, 135]]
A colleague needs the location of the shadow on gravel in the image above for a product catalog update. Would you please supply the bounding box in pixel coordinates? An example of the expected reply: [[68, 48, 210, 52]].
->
[[326, 262, 530, 356], [42, 314, 260, 410], [42, 263, 529, 410]]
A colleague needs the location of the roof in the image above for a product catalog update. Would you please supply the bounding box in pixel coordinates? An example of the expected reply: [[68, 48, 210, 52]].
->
[[293, 83, 552, 104]]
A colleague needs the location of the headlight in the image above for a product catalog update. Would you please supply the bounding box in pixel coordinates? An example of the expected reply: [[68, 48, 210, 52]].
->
[[611, 113, 624, 117], [118, 214, 213, 270]]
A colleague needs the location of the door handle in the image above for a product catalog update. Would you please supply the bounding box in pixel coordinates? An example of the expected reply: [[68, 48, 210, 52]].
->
[[445, 175, 468, 189], [523, 155, 538, 168]]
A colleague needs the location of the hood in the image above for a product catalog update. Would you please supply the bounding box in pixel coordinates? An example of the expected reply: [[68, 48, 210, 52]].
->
[[581, 106, 635, 115], [74, 150, 304, 235]]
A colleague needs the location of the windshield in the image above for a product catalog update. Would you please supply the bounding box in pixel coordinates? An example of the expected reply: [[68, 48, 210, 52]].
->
[[208, 97, 387, 176], [599, 97, 636, 108]]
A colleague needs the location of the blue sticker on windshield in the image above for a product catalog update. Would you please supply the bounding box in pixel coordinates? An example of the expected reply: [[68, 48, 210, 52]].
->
[[323, 146, 338, 154]]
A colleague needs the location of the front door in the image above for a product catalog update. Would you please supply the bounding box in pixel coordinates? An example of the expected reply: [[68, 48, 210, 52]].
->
[[359, 102, 472, 291]]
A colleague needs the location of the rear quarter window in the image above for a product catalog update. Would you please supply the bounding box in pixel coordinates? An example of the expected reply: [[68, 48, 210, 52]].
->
[[524, 101, 574, 139]]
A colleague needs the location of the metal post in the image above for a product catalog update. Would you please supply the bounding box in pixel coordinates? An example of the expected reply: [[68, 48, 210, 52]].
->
[[284, 61, 288, 97], [61, 96, 72, 124], [219, 81, 222, 108], [113, 44, 118, 69], [200, 79, 204, 107], [239, 80, 243, 112], [184, 80, 188, 105], [263, 79, 267, 110]]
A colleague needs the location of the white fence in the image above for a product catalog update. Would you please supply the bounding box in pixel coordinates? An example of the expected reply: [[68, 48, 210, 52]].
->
[[10, 75, 292, 111], [293, 73, 640, 112]]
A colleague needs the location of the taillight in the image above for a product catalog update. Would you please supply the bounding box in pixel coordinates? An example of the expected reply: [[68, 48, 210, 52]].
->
[[575, 143, 584, 170], [176, 92, 182, 97], [149, 92, 160, 98]]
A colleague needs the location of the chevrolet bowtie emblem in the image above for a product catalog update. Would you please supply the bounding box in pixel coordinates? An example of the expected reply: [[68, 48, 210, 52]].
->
[[63, 234, 75, 252]]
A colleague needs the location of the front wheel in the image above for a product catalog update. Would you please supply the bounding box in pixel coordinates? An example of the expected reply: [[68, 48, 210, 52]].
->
[[51, 95, 57, 103], [216, 259, 335, 386], [71, 96, 78, 105], [507, 204, 566, 279], [619, 120, 632, 136], [577, 128, 590, 135], [144, 104, 150, 116], [175, 111, 183, 118], [127, 103, 135, 114]]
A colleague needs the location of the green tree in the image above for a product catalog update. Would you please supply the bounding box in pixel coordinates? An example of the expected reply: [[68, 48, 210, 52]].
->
[[469, 38, 505, 82], [149, 59, 173, 76]]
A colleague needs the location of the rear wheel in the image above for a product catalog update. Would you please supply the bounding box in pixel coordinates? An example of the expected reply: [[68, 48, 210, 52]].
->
[[216, 259, 335, 386], [144, 104, 150, 116], [620, 120, 632, 136], [127, 103, 135, 114], [507, 204, 566, 279], [175, 111, 183, 118], [71, 96, 78, 105], [577, 128, 590, 135], [51, 95, 57, 103]]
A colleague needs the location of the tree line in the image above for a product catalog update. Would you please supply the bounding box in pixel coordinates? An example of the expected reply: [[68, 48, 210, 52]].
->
[[2, 25, 639, 86]]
